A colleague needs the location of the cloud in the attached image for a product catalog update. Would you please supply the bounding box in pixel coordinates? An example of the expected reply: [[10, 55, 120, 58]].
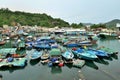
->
[[0, 0, 120, 23]]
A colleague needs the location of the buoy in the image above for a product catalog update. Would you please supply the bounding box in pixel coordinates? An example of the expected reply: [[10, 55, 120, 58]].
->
[[7, 57, 14, 62], [58, 62, 64, 67], [83, 46, 87, 49]]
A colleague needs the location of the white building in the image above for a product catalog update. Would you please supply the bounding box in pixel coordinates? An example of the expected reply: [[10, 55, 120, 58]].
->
[[116, 23, 120, 31]]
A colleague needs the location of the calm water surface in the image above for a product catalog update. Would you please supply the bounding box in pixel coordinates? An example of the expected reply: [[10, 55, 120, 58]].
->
[[0, 39, 120, 80]]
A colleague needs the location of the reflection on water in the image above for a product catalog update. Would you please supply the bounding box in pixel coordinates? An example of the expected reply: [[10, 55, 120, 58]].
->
[[64, 63, 73, 69], [111, 54, 118, 60], [30, 59, 40, 66], [95, 58, 109, 65], [118, 40, 120, 42], [91, 44, 98, 48], [103, 57, 113, 61], [85, 60, 99, 70], [0, 65, 26, 73], [98, 69, 118, 80], [51, 66, 62, 74]]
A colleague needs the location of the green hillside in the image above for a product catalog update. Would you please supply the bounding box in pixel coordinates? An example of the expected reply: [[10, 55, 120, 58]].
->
[[0, 8, 70, 27], [105, 19, 120, 28]]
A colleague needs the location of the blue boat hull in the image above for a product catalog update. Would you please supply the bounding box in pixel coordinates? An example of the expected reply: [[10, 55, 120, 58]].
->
[[34, 44, 51, 49], [72, 48, 98, 60], [30, 50, 43, 60], [65, 44, 79, 47], [88, 49, 108, 57]]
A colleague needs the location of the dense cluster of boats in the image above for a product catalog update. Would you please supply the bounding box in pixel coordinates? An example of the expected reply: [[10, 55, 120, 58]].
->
[[0, 26, 119, 69], [0, 48, 26, 67], [0, 33, 118, 69]]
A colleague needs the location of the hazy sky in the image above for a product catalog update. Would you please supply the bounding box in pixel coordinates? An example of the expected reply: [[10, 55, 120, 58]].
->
[[0, 0, 120, 24]]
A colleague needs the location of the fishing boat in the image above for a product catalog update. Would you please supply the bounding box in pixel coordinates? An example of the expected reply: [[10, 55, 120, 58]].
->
[[72, 59, 85, 68], [98, 47, 118, 55], [72, 48, 98, 60], [30, 50, 43, 60], [98, 32, 117, 39], [63, 40, 79, 47], [0, 57, 27, 67], [41, 50, 50, 60], [62, 50, 74, 64], [33, 42, 51, 49], [0, 51, 26, 60], [49, 48, 63, 66], [50, 43, 59, 48], [37, 36, 56, 43], [78, 40, 92, 47], [88, 48, 109, 57], [87, 49, 108, 57], [62, 50, 74, 60]]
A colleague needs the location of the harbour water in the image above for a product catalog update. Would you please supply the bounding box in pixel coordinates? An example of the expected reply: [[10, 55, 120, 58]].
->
[[0, 39, 120, 80]]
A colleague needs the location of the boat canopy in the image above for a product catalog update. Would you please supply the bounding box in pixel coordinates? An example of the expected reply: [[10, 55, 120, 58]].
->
[[0, 48, 17, 54], [50, 48, 61, 56], [40, 36, 51, 40]]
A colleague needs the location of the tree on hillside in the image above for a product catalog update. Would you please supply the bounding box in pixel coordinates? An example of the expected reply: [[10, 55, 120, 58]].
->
[[71, 23, 78, 28], [90, 24, 106, 29], [0, 8, 70, 27], [71, 23, 84, 28]]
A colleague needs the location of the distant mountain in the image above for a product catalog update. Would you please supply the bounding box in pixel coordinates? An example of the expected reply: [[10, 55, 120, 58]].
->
[[83, 23, 93, 26], [105, 19, 120, 28]]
